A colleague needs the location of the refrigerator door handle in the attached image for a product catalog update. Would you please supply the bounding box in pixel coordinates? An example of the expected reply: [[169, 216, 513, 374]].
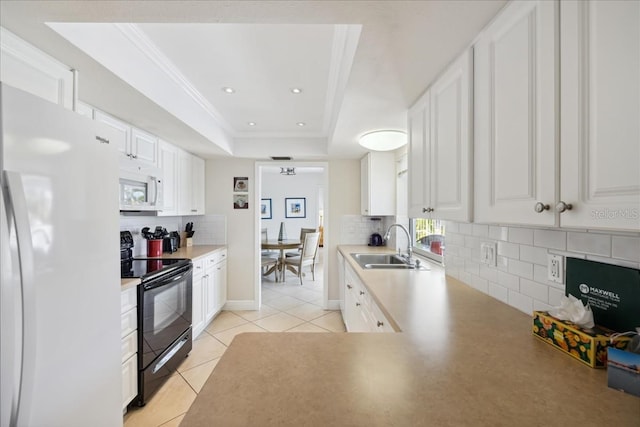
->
[[3, 171, 37, 426]]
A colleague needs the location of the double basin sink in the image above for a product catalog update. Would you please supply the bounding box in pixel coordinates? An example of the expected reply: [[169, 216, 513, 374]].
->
[[351, 253, 429, 270]]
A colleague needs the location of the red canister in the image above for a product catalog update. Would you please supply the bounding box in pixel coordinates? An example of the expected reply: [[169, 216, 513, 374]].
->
[[147, 239, 163, 257]]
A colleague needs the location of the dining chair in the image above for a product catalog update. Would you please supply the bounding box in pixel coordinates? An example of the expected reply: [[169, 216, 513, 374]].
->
[[285, 227, 316, 258], [261, 255, 278, 279], [283, 232, 320, 285]]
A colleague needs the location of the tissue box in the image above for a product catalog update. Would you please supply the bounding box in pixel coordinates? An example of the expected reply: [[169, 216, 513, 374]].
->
[[607, 348, 640, 397], [532, 311, 631, 368]]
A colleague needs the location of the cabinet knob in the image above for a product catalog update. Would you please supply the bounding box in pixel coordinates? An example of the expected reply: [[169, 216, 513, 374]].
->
[[131, 154, 137, 159], [355, 302, 361, 307], [534, 202, 550, 213], [377, 321, 384, 327], [347, 284, 352, 289], [191, 209, 197, 213], [359, 291, 365, 296], [423, 207, 434, 213], [556, 201, 573, 213]]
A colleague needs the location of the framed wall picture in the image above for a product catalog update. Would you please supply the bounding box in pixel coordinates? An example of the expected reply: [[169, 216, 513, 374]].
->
[[285, 197, 306, 218], [261, 198, 272, 219], [234, 194, 249, 209], [234, 177, 249, 192]]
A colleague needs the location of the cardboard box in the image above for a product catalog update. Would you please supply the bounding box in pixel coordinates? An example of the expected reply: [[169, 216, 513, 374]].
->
[[532, 311, 631, 368], [607, 348, 640, 397]]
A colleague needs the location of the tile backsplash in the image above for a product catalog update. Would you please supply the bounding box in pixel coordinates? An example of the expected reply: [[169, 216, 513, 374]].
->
[[120, 214, 226, 256], [444, 221, 640, 315], [339, 215, 395, 246]]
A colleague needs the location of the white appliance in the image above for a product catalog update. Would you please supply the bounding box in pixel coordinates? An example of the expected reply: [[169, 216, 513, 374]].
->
[[1, 84, 122, 427], [119, 162, 163, 213]]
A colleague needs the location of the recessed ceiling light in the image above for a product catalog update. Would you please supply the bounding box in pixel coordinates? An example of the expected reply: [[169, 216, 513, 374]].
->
[[248, 122, 256, 126], [222, 87, 235, 94], [358, 130, 407, 151], [291, 88, 303, 94], [296, 122, 306, 127]]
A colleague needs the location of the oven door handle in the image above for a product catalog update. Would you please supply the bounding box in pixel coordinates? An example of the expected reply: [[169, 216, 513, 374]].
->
[[143, 271, 188, 291]]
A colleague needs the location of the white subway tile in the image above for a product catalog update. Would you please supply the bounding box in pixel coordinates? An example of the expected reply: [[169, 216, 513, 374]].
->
[[489, 226, 509, 241], [534, 229, 566, 250], [472, 224, 489, 237], [520, 279, 549, 303], [508, 259, 534, 280], [520, 245, 548, 266], [498, 241, 519, 259], [533, 301, 553, 312], [489, 282, 509, 304], [508, 227, 534, 245], [548, 287, 565, 307], [497, 255, 509, 272], [445, 221, 459, 233], [611, 235, 640, 263], [497, 271, 520, 291], [465, 236, 479, 249], [464, 260, 480, 276], [459, 223, 473, 235], [508, 291, 533, 315], [472, 276, 489, 294], [459, 271, 472, 286], [479, 264, 498, 282], [567, 232, 611, 257]]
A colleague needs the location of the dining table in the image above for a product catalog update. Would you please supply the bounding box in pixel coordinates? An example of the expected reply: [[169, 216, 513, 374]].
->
[[261, 239, 301, 281]]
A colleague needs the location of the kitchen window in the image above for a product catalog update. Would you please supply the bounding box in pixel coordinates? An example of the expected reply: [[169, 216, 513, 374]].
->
[[411, 218, 445, 264]]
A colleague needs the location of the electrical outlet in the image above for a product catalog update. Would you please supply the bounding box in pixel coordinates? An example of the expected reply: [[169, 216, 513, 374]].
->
[[548, 254, 564, 284], [480, 242, 497, 266]]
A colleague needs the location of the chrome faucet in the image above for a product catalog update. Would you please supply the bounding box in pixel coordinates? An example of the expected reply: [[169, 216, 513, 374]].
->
[[383, 223, 413, 263]]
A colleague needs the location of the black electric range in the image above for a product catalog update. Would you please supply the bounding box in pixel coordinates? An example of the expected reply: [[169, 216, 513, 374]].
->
[[120, 231, 190, 282]]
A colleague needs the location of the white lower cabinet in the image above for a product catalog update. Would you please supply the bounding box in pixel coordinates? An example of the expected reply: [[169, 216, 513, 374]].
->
[[192, 249, 227, 339], [120, 286, 138, 411], [342, 263, 394, 333]]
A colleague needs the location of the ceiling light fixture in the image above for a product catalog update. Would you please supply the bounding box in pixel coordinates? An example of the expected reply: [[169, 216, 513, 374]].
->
[[290, 88, 303, 94], [248, 122, 256, 126], [358, 130, 407, 151], [222, 87, 235, 94], [280, 167, 296, 176], [296, 122, 306, 127]]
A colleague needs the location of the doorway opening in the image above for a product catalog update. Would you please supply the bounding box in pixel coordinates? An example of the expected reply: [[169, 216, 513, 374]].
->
[[254, 162, 329, 309]]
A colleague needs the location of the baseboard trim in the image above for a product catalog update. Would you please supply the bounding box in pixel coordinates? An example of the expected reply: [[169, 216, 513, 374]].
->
[[222, 300, 258, 311], [326, 299, 340, 310]]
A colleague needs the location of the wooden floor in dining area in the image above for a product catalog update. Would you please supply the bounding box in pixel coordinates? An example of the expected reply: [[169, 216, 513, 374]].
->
[[123, 261, 344, 427]]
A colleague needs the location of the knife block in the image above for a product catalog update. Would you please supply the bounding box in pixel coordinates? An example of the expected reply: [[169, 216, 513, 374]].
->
[[179, 232, 188, 248]]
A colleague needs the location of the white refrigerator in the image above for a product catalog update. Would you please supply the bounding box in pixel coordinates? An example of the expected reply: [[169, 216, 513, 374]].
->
[[1, 84, 122, 426]]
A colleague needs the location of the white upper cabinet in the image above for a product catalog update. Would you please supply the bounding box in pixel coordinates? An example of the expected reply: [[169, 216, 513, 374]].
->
[[130, 127, 159, 166], [94, 110, 130, 159], [408, 48, 473, 222], [474, 0, 558, 226], [559, 0, 640, 231], [177, 149, 206, 216], [0, 27, 74, 110], [361, 152, 396, 216], [158, 140, 178, 217]]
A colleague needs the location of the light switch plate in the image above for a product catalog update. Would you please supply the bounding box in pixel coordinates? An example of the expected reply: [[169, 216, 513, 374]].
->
[[480, 242, 497, 266], [548, 254, 564, 284]]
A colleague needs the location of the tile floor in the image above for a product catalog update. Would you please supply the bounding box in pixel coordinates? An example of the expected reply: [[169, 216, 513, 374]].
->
[[123, 262, 345, 427]]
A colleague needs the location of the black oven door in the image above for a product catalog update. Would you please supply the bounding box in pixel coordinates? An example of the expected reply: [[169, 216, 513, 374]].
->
[[139, 264, 193, 370]]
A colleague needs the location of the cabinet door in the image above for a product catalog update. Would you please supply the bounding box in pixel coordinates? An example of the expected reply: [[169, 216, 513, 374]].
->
[[214, 260, 227, 313], [121, 354, 137, 410], [204, 272, 216, 322], [429, 49, 473, 222], [474, 0, 558, 226], [177, 149, 193, 215], [0, 27, 74, 110], [130, 127, 158, 166], [361, 152, 396, 216], [407, 93, 430, 218], [158, 140, 178, 216], [94, 110, 130, 159], [560, 0, 640, 231], [192, 271, 205, 338], [191, 155, 206, 215]]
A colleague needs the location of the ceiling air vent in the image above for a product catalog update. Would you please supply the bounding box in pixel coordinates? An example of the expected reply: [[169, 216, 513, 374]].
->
[[270, 156, 292, 161]]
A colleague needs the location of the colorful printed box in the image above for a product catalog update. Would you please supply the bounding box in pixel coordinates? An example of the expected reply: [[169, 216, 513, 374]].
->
[[607, 348, 640, 397], [532, 311, 631, 368]]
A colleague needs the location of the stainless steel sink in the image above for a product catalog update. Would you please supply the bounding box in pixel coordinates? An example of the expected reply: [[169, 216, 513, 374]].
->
[[350, 253, 429, 270]]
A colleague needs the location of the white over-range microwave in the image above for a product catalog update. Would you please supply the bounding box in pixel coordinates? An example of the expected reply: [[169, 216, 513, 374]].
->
[[119, 162, 163, 213]]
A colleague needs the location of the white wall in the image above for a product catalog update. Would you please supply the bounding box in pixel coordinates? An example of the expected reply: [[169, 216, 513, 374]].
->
[[444, 223, 640, 315], [261, 170, 323, 241]]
